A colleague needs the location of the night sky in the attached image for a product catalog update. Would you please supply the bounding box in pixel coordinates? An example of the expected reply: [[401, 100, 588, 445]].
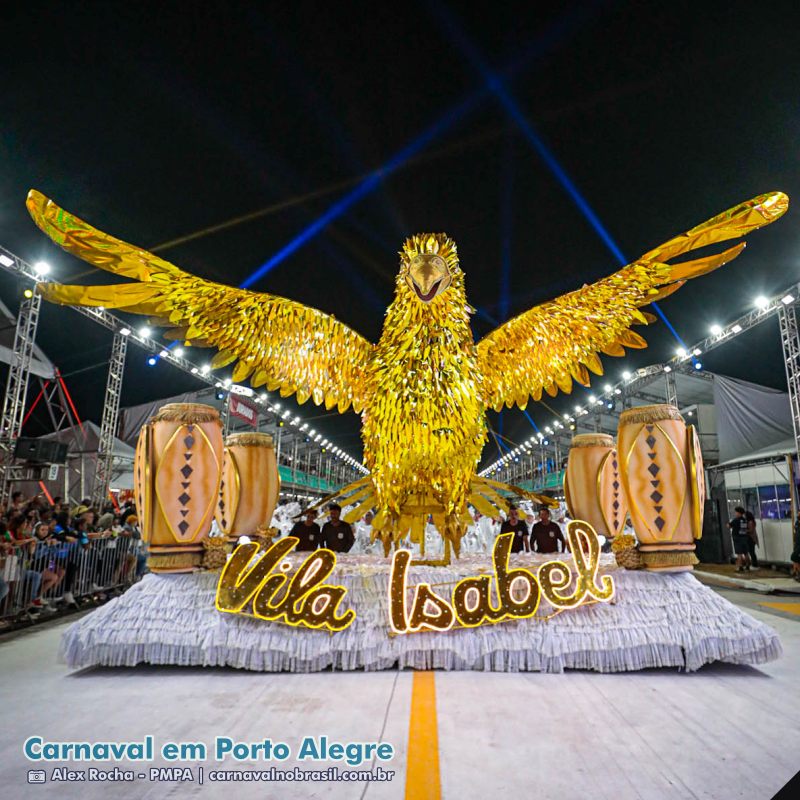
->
[[2, 1, 799, 465]]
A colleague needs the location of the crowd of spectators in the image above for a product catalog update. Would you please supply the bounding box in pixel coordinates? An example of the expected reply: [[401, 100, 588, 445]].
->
[[0, 491, 147, 626]]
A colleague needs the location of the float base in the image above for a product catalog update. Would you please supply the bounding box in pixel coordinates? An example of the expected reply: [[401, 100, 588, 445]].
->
[[59, 555, 781, 673]]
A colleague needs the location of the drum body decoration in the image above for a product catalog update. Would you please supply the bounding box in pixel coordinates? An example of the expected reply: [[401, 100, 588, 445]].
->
[[564, 434, 628, 538], [216, 432, 280, 537], [617, 404, 705, 572], [134, 403, 223, 573]]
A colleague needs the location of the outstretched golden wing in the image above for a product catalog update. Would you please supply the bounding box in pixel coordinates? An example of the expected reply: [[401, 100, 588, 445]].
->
[[477, 192, 788, 411], [27, 190, 374, 413]]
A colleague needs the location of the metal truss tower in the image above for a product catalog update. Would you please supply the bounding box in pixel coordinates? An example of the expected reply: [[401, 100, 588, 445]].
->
[[0, 291, 41, 450], [92, 332, 128, 508], [0, 291, 42, 506], [664, 370, 678, 407], [778, 302, 800, 462]]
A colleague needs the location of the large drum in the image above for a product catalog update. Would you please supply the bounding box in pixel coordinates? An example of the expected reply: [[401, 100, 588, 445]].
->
[[216, 432, 280, 537], [134, 403, 223, 572], [617, 404, 705, 572], [564, 433, 628, 538]]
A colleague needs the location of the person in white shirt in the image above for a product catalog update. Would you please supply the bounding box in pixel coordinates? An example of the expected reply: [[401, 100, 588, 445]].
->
[[353, 511, 374, 554]]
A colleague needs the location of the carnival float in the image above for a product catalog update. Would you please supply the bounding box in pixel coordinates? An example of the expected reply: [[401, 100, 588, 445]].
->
[[26, 188, 788, 672]]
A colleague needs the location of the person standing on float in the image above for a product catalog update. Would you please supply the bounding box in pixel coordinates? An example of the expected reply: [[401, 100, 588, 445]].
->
[[531, 507, 566, 554], [321, 504, 354, 553], [353, 511, 374, 554], [499, 506, 529, 553], [289, 509, 322, 552]]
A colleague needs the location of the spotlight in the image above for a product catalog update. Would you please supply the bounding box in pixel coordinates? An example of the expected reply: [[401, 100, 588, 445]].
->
[[606, 401, 613, 409], [274, 403, 281, 410], [614, 389, 621, 395], [622, 371, 631, 380], [146, 356, 157, 367], [781, 294, 795, 305], [676, 348, 686, 358], [215, 390, 225, 400], [694, 361, 703, 370], [190, 367, 198, 374], [119, 327, 131, 336], [754, 295, 769, 310], [663, 365, 672, 373], [574, 405, 581, 413], [23, 288, 34, 299], [0, 254, 13, 267], [33, 260, 50, 276], [173, 347, 184, 358], [159, 349, 169, 358], [731, 324, 742, 333], [692, 348, 702, 356], [201, 364, 211, 374], [604, 384, 612, 392], [139, 326, 152, 338], [710, 324, 722, 336], [563, 414, 570, 420]]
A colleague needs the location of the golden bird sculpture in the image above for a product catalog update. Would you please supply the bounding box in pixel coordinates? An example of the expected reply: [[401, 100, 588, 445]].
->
[[27, 189, 788, 560]]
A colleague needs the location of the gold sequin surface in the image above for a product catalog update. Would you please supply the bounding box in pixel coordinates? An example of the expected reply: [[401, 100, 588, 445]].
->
[[28, 190, 788, 550]]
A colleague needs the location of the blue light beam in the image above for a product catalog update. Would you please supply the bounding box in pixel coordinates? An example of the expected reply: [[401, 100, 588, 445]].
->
[[241, 96, 481, 289], [522, 409, 540, 433], [432, 2, 692, 353], [241, 6, 599, 289]]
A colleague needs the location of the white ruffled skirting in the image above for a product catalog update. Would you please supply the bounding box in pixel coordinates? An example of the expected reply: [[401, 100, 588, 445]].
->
[[59, 560, 782, 674]]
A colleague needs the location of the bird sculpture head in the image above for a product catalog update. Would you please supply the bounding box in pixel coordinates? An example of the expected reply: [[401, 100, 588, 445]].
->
[[399, 233, 460, 303]]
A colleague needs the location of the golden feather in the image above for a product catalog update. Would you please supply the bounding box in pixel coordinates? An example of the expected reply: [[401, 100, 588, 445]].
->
[[477, 191, 788, 410], [27, 190, 374, 412], [27, 189, 788, 554]]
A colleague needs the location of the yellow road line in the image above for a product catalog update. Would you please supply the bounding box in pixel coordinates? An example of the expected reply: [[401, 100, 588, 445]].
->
[[405, 671, 442, 800], [758, 601, 800, 616]]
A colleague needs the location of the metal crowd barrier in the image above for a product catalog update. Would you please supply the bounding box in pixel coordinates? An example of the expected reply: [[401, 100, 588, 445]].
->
[[0, 532, 146, 625]]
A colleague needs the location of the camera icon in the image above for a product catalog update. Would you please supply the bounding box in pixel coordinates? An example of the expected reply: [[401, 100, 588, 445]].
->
[[27, 769, 47, 784]]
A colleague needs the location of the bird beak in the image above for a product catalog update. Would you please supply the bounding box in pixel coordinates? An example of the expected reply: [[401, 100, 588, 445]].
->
[[407, 256, 451, 303]]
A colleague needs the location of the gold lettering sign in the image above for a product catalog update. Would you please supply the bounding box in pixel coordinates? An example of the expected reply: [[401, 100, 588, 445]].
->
[[215, 538, 356, 632], [215, 521, 614, 634], [389, 533, 540, 633], [388, 521, 614, 635], [539, 520, 614, 608]]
